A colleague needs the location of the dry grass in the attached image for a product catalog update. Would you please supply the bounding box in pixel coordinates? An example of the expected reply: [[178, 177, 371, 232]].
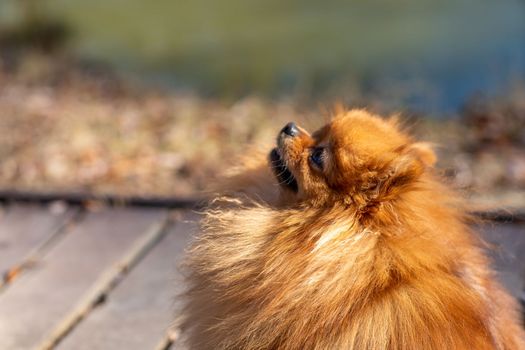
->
[[0, 53, 523, 208], [0, 54, 323, 196]]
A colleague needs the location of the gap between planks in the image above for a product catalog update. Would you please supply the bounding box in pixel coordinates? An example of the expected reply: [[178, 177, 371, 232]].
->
[[37, 210, 179, 350], [0, 207, 83, 292], [154, 325, 189, 350]]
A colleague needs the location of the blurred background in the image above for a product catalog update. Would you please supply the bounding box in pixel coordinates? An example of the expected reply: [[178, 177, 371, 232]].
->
[[0, 0, 524, 207]]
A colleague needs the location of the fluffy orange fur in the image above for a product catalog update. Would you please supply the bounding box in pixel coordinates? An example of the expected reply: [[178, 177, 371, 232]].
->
[[181, 109, 525, 349]]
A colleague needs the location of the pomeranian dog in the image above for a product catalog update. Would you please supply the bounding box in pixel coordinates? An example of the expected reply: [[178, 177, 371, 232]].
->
[[181, 109, 525, 349]]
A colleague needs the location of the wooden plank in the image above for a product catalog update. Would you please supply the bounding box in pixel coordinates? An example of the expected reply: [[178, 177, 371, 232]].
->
[[40, 213, 172, 350], [480, 223, 525, 299], [57, 213, 197, 350], [0, 207, 167, 350], [0, 204, 76, 280]]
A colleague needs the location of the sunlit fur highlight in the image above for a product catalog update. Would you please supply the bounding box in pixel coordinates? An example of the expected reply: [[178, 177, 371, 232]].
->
[[181, 109, 525, 349]]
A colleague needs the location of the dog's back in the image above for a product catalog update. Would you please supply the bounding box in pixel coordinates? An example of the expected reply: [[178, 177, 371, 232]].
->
[[181, 111, 525, 349]]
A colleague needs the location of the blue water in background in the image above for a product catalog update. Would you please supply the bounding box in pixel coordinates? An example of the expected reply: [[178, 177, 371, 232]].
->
[[2, 0, 525, 115], [376, 34, 525, 113]]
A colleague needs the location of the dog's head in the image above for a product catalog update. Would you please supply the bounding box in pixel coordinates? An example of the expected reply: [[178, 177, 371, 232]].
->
[[270, 110, 436, 207]]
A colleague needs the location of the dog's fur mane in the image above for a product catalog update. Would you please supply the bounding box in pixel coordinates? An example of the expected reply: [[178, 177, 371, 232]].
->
[[181, 110, 525, 350]]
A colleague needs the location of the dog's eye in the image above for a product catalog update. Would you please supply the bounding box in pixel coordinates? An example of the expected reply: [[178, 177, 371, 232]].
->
[[310, 147, 325, 169]]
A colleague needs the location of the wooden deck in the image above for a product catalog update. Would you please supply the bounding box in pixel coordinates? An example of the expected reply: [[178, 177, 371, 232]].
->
[[0, 203, 523, 350]]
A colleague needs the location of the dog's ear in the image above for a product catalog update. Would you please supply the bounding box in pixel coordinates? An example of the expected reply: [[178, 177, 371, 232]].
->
[[407, 142, 436, 167], [385, 142, 436, 193], [361, 142, 436, 202]]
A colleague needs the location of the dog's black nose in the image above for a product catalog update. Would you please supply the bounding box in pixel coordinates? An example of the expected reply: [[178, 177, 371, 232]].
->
[[281, 122, 299, 137]]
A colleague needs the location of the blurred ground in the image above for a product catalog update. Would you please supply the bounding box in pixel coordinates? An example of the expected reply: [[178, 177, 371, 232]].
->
[[0, 52, 313, 197], [0, 52, 524, 207]]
